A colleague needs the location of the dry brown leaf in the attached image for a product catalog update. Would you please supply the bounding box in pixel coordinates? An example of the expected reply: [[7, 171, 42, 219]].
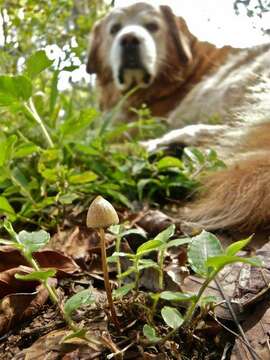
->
[[137, 210, 173, 236], [33, 250, 79, 277], [231, 299, 270, 360], [0, 266, 37, 299], [0, 282, 53, 335], [14, 327, 104, 360], [182, 242, 270, 320]]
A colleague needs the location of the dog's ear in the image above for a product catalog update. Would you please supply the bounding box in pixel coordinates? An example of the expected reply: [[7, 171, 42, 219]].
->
[[160, 5, 192, 65], [86, 21, 102, 74]]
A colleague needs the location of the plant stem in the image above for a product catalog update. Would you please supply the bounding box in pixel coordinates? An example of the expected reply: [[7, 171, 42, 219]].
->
[[24, 98, 54, 148], [183, 270, 217, 326], [115, 234, 122, 286], [98, 227, 120, 330], [158, 250, 165, 290]]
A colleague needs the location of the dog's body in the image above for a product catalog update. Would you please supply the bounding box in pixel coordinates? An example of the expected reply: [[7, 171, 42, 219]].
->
[[87, 2, 270, 232]]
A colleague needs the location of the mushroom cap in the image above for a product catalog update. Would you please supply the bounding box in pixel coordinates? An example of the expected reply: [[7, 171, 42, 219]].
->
[[86, 195, 119, 229]]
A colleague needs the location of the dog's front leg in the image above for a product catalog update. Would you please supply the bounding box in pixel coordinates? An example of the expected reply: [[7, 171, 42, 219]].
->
[[141, 124, 228, 152]]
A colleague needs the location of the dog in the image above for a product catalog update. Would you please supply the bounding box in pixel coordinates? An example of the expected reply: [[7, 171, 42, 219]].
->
[[87, 2, 270, 232]]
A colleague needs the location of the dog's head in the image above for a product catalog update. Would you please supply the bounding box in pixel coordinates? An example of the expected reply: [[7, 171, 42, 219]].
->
[[87, 2, 193, 92]]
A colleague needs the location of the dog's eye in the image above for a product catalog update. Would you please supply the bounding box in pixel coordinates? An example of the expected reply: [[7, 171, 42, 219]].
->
[[110, 23, 122, 35], [145, 22, 159, 32]]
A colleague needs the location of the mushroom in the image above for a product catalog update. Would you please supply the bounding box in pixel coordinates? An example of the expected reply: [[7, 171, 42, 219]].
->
[[87, 196, 120, 329]]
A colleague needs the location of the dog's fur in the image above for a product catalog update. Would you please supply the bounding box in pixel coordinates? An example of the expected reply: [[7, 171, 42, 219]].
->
[[87, 2, 270, 232]]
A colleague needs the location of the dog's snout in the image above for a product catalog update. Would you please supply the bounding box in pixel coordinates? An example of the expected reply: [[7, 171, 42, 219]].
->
[[120, 34, 140, 48]]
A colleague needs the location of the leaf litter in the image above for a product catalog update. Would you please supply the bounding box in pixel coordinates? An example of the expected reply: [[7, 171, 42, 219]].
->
[[0, 208, 270, 359]]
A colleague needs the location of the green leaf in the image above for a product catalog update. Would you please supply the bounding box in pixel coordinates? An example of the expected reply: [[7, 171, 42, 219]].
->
[[0, 135, 17, 166], [0, 196, 16, 220], [136, 239, 163, 256], [113, 283, 135, 299], [161, 306, 184, 329], [154, 224, 175, 243], [157, 156, 183, 170], [64, 289, 95, 317], [69, 171, 98, 184], [199, 295, 218, 307], [14, 143, 40, 158], [188, 230, 223, 277], [0, 75, 32, 106], [160, 291, 196, 302], [166, 238, 191, 249], [137, 178, 161, 200], [0, 238, 17, 246], [25, 50, 53, 79], [62, 329, 87, 342], [225, 236, 253, 256], [18, 229, 50, 254], [184, 147, 205, 165], [15, 268, 56, 281], [143, 324, 161, 343], [206, 255, 262, 271], [138, 259, 160, 270]]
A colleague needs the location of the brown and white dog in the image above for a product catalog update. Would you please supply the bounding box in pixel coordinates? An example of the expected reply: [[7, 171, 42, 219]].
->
[[87, 2, 270, 232]]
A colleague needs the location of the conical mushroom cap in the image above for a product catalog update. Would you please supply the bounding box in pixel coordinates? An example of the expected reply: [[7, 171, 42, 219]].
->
[[86, 196, 119, 228]]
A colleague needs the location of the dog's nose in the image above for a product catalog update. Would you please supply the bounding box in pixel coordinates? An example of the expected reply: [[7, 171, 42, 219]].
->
[[120, 34, 140, 47]]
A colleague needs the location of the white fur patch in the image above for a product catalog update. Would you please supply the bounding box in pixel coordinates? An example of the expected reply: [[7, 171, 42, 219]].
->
[[110, 25, 157, 91]]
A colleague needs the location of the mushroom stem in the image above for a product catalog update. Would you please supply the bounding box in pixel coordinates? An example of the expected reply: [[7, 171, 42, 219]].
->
[[98, 227, 120, 330]]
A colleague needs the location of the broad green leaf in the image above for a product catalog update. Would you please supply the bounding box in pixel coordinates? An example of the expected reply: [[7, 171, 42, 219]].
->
[[161, 306, 184, 329], [206, 255, 262, 271], [113, 283, 135, 299], [64, 289, 95, 317], [59, 193, 79, 205], [15, 268, 56, 281], [166, 238, 191, 249], [14, 143, 40, 158], [188, 230, 223, 277], [160, 291, 196, 302], [25, 50, 53, 78], [0, 196, 16, 220], [157, 156, 183, 170], [69, 171, 98, 184], [154, 224, 175, 243], [143, 324, 161, 343], [225, 236, 253, 256], [18, 229, 50, 254], [0, 75, 32, 106], [136, 239, 163, 256]]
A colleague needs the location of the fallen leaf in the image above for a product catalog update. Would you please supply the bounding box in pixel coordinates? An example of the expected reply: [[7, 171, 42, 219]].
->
[[231, 299, 270, 360]]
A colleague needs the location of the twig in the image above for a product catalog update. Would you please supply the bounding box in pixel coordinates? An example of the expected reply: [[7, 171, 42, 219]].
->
[[210, 312, 264, 360], [215, 278, 261, 360]]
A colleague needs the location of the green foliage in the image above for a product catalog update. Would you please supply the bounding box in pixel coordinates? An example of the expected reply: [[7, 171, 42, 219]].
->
[[161, 306, 184, 329], [15, 268, 56, 281], [143, 324, 161, 343], [0, 219, 97, 345], [17, 229, 51, 254], [108, 225, 262, 343], [64, 288, 95, 316]]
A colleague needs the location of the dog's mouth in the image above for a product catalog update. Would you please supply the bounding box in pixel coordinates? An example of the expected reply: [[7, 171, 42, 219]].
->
[[117, 47, 153, 91], [118, 66, 152, 91]]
